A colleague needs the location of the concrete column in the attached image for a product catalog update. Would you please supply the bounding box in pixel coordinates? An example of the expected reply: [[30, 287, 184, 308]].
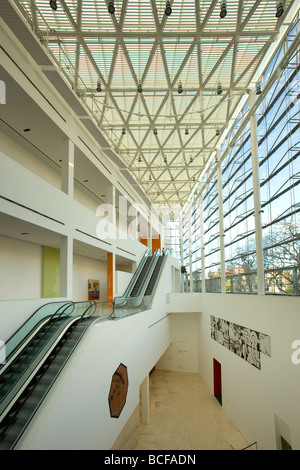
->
[[179, 213, 184, 292], [107, 184, 117, 235], [217, 151, 226, 294], [179, 213, 184, 265], [147, 215, 152, 252], [249, 89, 265, 295], [107, 252, 115, 301], [140, 375, 150, 424], [60, 236, 73, 299], [61, 139, 74, 197]]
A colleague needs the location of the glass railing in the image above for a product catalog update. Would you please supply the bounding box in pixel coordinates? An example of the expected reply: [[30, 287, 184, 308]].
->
[[88, 300, 115, 318]]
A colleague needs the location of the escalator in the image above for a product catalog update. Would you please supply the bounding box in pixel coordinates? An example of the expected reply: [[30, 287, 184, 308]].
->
[[129, 255, 153, 297], [142, 251, 169, 309], [113, 249, 153, 309], [143, 255, 164, 297], [0, 250, 170, 448], [0, 301, 102, 450]]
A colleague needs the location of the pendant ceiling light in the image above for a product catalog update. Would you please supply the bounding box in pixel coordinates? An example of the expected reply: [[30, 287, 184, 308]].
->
[[220, 2, 227, 18], [49, 0, 57, 10], [165, 2, 172, 16], [276, 3, 284, 18], [108, 1, 115, 14]]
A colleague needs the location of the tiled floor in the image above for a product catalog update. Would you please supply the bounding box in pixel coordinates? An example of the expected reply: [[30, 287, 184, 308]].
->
[[134, 369, 250, 451]]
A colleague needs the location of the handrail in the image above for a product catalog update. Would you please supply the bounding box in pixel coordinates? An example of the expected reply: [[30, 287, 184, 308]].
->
[[48, 301, 74, 323], [79, 301, 96, 320], [143, 250, 169, 308], [128, 251, 160, 307], [91, 300, 115, 318], [0, 301, 97, 422], [241, 441, 257, 450], [112, 250, 160, 314], [114, 248, 152, 307], [113, 250, 169, 318], [1, 301, 74, 372]]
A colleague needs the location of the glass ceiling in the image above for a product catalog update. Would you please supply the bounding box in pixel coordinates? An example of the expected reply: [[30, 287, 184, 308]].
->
[[12, 0, 297, 211]]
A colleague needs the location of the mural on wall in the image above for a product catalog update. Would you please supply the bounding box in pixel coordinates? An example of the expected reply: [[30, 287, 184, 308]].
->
[[88, 279, 100, 300], [210, 316, 271, 370]]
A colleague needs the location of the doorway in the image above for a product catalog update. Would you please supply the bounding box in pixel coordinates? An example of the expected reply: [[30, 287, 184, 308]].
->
[[213, 358, 222, 405]]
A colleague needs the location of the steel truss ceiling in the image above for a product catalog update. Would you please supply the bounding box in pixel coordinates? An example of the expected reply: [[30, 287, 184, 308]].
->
[[13, 0, 297, 211]]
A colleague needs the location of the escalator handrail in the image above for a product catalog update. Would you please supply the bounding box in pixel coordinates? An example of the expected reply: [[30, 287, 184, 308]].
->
[[0, 301, 94, 377], [0, 315, 79, 423], [1, 301, 74, 372], [113, 250, 161, 311], [0, 301, 97, 423], [1, 313, 101, 450], [129, 255, 154, 297], [143, 250, 169, 306], [135, 250, 161, 300], [79, 301, 96, 320], [48, 301, 75, 323], [3, 300, 72, 345], [114, 248, 152, 307]]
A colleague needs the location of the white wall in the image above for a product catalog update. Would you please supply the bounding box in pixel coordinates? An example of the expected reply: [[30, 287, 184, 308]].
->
[[73, 254, 107, 302], [156, 312, 199, 373], [0, 126, 61, 190], [115, 271, 133, 298], [0, 149, 147, 320], [0, 234, 43, 301], [164, 292, 300, 450]]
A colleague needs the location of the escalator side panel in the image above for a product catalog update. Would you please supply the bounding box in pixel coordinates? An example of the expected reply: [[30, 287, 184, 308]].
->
[[0, 317, 98, 450]]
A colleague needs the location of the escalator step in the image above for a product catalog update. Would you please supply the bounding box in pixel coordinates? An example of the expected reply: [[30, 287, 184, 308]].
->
[[2, 423, 24, 441]]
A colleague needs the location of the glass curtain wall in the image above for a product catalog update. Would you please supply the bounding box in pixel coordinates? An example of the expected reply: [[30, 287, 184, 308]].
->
[[191, 192, 202, 292], [258, 17, 300, 295], [203, 164, 221, 293], [221, 103, 257, 293], [179, 13, 300, 296]]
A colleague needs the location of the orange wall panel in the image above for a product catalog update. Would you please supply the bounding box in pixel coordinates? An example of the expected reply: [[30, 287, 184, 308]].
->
[[152, 235, 161, 252], [107, 252, 114, 301]]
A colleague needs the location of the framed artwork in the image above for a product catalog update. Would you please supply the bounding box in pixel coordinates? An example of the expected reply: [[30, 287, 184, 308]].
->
[[88, 279, 100, 300]]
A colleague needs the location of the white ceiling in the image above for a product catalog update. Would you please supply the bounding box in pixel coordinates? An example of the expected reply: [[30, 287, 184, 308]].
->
[[9, 0, 299, 210]]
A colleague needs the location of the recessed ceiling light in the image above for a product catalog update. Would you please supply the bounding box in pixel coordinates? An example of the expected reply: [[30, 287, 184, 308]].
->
[[23, 128, 31, 132], [21, 232, 29, 235], [84, 179, 89, 183]]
